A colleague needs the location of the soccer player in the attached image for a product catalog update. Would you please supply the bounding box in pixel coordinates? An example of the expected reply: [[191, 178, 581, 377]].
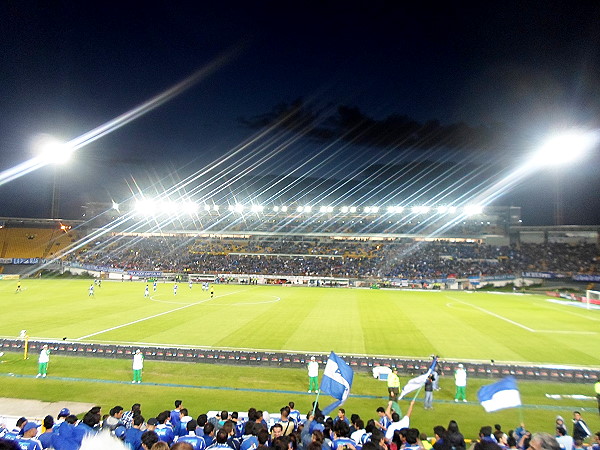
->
[[16, 281, 21, 293], [144, 285, 150, 298], [189, 280, 193, 289], [153, 280, 157, 292], [88, 283, 94, 297], [174, 283, 178, 296], [132, 349, 144, 383], [307, 356, 319, 393], [210, 287, 214, 298], [454, 364, 467, 402], [37, 345, 50, 378]]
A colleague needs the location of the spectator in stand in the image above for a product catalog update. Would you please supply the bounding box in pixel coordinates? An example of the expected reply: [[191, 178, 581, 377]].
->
[[172, 443, 195, 450], [4, 417, 27, 441], [0, 439, 20, 450], [446, 421, 466, 450], [150, 442, 169, 450], [122, 404, 142, 429], [473, 426, 502, 450], [572, 412, 591, 442], [171, 401, 184, 432], [555, 426, 573, 450], [208, 429, 231, 449], [124, 415, 145, 450], [154, 411, 174, 446], [529, 433, 561, 450], [103, 406, 124, 432], [141, 431, 159, 450], [38, 416, 54, 449], [175, 419, 205, 450], [203, 423, 216, 448], [55, 409, 71, 429], [432, 426, 447, 450], [15, 422, 42, 450]]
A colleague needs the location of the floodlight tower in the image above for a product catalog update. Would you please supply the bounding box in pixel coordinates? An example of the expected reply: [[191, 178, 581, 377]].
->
[[36, 136, 74, 219], [531, 130, 598, 225]]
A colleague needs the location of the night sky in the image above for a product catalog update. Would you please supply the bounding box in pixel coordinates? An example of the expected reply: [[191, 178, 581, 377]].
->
[[1, 1, 599, 225]]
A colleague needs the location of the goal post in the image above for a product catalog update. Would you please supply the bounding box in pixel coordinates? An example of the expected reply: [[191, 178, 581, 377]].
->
[[585, 290, 600, 309]]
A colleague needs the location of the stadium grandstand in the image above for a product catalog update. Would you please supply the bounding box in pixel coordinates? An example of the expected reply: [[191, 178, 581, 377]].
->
[[2, 201, 599, 291]]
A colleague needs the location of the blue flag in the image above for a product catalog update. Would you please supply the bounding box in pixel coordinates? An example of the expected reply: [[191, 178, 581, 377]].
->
[[477, 376, 521, 412], [319, 352, 354, 415]]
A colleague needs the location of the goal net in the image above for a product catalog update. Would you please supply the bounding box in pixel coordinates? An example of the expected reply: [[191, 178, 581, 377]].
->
[[585, 290, 600, 308]]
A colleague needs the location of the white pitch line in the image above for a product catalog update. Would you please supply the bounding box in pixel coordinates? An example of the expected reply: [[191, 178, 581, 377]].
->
[[74, 289, 247, 340], [447, 296, 536, 332]]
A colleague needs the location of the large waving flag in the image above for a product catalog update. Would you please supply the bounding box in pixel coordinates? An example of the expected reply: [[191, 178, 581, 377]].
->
[[399, 357, 438, 399], [319, 352, 354, 415], [477, 376, 522, 412]]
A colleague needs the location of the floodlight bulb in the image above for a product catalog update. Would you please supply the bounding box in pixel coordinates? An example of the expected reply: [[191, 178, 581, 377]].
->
[[535, 130, 599, 166], [281, 206, 288, 212], [341, 206, 349, 213], [349, 206, 357, 213], [36, 136, 74, 165]]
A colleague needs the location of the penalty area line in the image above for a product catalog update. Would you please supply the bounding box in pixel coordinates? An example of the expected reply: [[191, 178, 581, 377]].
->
[[74, 290, 245, 340], [447, 296, 535, 332]]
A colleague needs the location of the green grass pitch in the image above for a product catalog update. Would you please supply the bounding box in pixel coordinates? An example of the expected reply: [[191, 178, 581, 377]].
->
[[0, 279, 599, 439], [2, 279, 599, 365]]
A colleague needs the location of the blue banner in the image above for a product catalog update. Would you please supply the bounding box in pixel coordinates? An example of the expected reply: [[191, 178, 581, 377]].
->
[[572, 274, 600, 282], [127, 270, 163, 277]]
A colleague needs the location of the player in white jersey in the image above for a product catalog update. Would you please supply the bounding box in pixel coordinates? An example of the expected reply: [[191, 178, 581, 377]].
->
[[88, 284, 94, 297], [189, 280, 193, 289], [144, 285, 149, 298], [173, 283, 178, 295]]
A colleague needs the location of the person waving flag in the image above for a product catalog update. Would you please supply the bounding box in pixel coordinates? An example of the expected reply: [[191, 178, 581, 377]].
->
[[399, 356, 438, 399]]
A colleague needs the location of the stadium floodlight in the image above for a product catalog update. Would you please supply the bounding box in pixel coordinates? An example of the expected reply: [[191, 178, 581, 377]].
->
[[36, 136, 74, 165], [273, 206, 280, 212], [464, 205, 483, 215], [112, 201, 120, 211], [183, 201, 198, 215], [234, 204, 244, 213], [448, 206, 457, 213], [412, 206, 430, 214], [319, 206, 327, 213], [251, 204, 264, 213], [437, 206, 448, 214], [304, 205, 312, 212], [349, 206, 357, 213], [281, 205, 288, 212], [203, 204, 211, 212], [227, 205, 235, 212], [364, 206, 371, 213], [371, 206, 379, 213], [327, 206, 334, 213], [297, 206, 304, 213], [532, 130, 599, 166], [341, 206, 349, 213]]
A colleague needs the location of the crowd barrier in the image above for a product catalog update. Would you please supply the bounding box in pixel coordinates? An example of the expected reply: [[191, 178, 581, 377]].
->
[[1, 339, 598, 383]]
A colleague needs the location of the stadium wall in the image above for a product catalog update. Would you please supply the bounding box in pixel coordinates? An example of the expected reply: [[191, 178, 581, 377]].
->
[[2, 339, 598, 384]]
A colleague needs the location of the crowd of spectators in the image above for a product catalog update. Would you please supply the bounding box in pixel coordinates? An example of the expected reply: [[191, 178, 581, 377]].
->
[[1, 400, 598, 450], [66, 236, 600, 280]]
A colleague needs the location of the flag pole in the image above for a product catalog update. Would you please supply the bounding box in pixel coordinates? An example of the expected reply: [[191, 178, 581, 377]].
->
[[311, 390, 321, 417], [411, 384, 424, 402]]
